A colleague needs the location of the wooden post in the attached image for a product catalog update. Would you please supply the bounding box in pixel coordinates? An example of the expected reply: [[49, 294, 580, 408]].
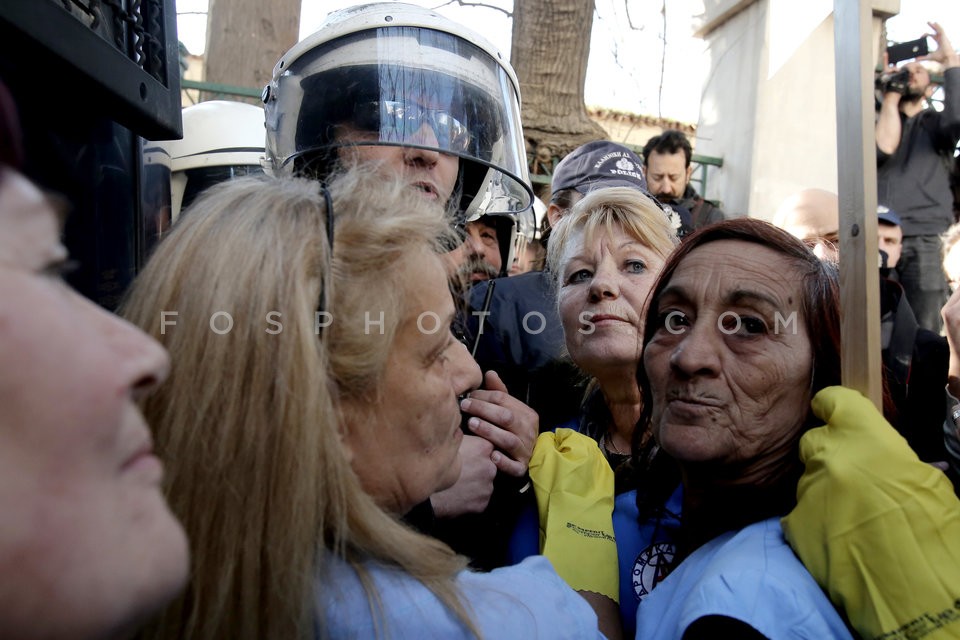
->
[[834, 0, 882, 408]]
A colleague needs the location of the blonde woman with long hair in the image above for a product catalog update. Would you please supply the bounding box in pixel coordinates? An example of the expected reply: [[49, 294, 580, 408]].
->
[[123, 169, 605, 639]]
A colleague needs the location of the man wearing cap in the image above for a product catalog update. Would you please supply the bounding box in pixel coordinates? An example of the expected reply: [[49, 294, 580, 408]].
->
[[878, 205, 904, 272]]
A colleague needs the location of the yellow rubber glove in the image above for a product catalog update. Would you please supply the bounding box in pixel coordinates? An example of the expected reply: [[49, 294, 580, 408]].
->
[[529, 428, 618, 602], [782, 386, 960, 640]]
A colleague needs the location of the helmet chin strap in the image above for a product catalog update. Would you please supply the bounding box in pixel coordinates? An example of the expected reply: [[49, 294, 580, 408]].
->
[[448, 165, 467, 225]]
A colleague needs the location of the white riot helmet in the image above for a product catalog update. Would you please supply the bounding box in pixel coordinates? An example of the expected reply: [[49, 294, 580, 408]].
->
[[262, 2, 532, 228], [155, 100, 266, 221], [503, 196, 542, 275]]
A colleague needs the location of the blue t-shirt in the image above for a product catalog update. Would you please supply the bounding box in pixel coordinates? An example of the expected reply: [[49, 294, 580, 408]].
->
[[634, 517, 854, 639], [613, 485, 683, 637], [317, 554, 603, 639]]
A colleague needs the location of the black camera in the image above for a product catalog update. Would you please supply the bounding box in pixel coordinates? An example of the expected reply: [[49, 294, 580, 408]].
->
[[882, 69, 911, 95]]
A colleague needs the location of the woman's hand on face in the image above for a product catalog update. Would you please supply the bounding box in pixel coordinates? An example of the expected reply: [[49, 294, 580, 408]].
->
[[460, 371, 539, 477]]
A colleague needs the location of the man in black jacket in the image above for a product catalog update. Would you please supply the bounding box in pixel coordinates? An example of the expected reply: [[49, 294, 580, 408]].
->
[[642, 129, 728, 229], [876, 22, 960, 332]]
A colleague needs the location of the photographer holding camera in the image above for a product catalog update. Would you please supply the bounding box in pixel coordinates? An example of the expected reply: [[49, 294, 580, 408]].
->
[[876, 21, 960, 333]]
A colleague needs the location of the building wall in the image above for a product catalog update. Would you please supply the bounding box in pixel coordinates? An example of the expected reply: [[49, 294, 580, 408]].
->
[[695, 0, 899, 218], [180, 54, 205, 107], [694, 1, 765, 215]]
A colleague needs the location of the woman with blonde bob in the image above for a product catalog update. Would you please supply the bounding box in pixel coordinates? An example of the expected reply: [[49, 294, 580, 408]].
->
[[538, 187, 678, 631], [123, 169, 604, 639], [546, 187, 679, 471]]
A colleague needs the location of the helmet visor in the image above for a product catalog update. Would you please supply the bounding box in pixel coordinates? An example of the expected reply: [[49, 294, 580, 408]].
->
[[268, 26, 531, 215]]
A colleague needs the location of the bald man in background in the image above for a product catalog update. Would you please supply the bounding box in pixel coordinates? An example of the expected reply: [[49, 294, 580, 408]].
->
[[773, 188, 841, 262], [774, 188, 950, 468]]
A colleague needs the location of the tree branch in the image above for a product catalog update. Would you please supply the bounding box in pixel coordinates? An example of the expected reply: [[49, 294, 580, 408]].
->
[[430, 0, 512, 19], [658, 1, 667, 118], [624, 0, 640, 31]]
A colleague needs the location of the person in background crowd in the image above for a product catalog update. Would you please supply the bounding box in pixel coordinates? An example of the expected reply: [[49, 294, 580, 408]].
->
[[773, 188, 840, 261], [642, 129, 728, 229], [774, 188, 952, 470], [878, 205, 904, 272], [953, 154, 960, 221], [448, 216, 506, 284], [0, 79, 189, 640], [467, 141, 658, 433], [122, 169, 609, 639], [546, 186, 678, 471], [509, 196, 547, 275], [141, 100, 266, 257], [876, 21, 960, 333], [939, 288, 960, 489], [942, 221, 960, 292], [153, 100, 265, 224]]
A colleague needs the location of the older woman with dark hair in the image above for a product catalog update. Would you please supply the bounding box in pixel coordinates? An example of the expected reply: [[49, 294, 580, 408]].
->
[[614, 218, 853, 638]]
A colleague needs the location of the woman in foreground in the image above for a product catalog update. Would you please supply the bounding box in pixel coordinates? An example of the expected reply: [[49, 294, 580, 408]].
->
[[619, 218, 853, 638], [123, 170, 606, 639], [0, 82, 189, 639]]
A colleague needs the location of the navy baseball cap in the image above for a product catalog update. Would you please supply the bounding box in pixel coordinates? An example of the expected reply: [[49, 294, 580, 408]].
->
[[551, 140, 647, 196], [877, 205, 902, 227]]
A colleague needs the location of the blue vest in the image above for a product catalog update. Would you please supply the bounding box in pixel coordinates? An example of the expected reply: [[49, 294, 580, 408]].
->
[[613, 485, 683, 638], [634, 517, 854, 639]]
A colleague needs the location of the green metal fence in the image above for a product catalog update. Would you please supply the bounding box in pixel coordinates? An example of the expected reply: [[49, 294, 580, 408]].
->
[[180, 79, 262, 104]]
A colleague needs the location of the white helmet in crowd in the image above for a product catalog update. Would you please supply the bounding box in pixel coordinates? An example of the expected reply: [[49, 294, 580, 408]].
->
[[156, 100, 266, 221], [504, 196, 541, 273], [262, 2, 532, 234]]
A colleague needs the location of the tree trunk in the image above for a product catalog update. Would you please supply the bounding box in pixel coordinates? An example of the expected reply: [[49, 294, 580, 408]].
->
[[203, 0, 301, 103], [511, 0, 607, 167]]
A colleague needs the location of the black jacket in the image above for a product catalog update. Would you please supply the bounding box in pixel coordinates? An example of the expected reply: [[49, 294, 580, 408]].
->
[[466, 270, 586, 429], [877, 67, 960, 237], [880, 277, 951, 464]]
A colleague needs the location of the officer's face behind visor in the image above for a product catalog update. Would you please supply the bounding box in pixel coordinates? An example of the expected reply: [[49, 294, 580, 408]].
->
[[276, 27, 531, 218], [331, 98, 465, 206], [345, 100, 472, 154]]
